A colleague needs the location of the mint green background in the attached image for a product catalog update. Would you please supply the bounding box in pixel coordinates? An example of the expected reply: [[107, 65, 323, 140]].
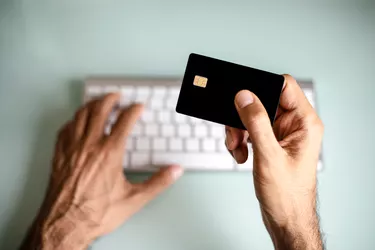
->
[[0, 1, 374, 249]]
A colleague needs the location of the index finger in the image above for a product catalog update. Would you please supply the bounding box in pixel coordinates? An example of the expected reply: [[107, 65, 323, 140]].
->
[[280, 74, 313, 113], [108, 104, 144, 149]]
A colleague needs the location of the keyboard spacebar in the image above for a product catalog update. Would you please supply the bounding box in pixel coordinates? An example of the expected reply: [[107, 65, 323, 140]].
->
[[152, 153, 233, 170]]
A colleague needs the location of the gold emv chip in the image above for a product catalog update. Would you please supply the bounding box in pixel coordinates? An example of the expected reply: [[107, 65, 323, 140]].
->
[[193, 75, 208, 88]]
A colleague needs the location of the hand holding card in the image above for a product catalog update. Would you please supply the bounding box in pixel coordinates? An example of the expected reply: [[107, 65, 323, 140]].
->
[[176, 53, 284, 130]]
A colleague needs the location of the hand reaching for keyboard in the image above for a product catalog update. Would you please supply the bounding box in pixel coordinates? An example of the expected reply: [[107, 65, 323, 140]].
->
[[225, 75, 324, 250], [21, 93, 184, 249]]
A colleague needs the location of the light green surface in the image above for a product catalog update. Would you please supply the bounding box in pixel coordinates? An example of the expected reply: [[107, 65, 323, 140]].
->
[[1, 1, 375, 249]]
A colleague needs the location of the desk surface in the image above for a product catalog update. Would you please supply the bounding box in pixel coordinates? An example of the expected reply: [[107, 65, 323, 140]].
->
[[0, 1, 375, 250]]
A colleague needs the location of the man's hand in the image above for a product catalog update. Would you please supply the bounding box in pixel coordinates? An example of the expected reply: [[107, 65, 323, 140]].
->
[[226, 75, 324, 250], [21, 93, 184, 250]]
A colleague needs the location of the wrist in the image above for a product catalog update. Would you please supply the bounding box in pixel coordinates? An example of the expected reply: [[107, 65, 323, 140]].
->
[[42, 216, 91, 250]]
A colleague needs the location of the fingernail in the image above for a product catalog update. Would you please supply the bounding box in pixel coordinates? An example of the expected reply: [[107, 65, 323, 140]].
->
[[225, 129, 233, 148], [233, 148, 245, 164], [235, 91, 254, 108], [171, 165, 184, 180]]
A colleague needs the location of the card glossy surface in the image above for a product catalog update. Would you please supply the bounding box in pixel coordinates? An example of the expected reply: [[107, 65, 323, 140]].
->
[[176, 53, 284, 130]]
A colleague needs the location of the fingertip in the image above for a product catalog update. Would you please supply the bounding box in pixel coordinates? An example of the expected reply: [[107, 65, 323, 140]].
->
[[168, 165, 184, 180], [235, 90, 254, 109], [233, 146, 248, 164]]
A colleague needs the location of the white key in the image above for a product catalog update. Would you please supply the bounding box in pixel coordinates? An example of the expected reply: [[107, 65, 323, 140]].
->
[[145, 124, 159, 136], [186, 138, 199, 151], [136, 86, 150, 97], [104, 124, 111, 135], [136, 137, 150, 150], [103, 85, 119, 94], [126, 137, 134, 151], [152, 138, 167, 151], [120, 87, 134, 106], [169, 138, 183, 151], [153, 86, 167, 96], [178, 124, 191, 137], [134, 94, 148, 103], [149, 98, 164, 110], [141, 110, 155, 123], [88, 86, 102, 96], [202, 139, 216, 152], [108, 111, 118, 124], [189, 116, 202, 124], [217, 139, 227, 153], [194, 125, 208, 137], [210, 125, 224, 138], [166, 97, 177, 109], [152, 153, 233, 170], [130, 152, 150, 168], [304, 90, 314, 107], [157, 111, 171, 123], [174, 113, 187, 123], [168, 87, 180, 97], [123, 155, 129, 167], [161, 124, 175, 137], [131, 123, 143, 136]]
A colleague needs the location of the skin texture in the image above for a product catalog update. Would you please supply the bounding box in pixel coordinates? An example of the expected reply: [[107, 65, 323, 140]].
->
[[226, 74, 324, 250], [20, 93, 184, 250], [20, 74, 324, 250]]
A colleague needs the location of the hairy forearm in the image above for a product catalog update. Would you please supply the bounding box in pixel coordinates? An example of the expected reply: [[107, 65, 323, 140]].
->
[[269, 214, 324, 250]]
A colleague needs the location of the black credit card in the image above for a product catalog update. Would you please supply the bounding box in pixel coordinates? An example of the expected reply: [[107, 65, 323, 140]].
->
[[176, 53, 284, 130]]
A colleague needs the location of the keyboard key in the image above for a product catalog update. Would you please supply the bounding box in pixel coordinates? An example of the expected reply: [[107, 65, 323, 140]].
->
[[108, 111, 118, 124], [152, 153, 233, 170], [189, 116, 202, 124], [174, 113, 187, 123], [121, 86, 135, 97], [130, 152, 150, 168], [141, 110, 155, 123], [168, 87, 180, 97], [169, 138, 183, 151], [178, 124, 191, 137], [103, 86, 119, 94], [149, 98, 164, 110], [166, 97, 177, 110], [161, 124, 175, 137], [157, 111, 171, 123], [202, 139, 216, 152], [136, 86, 150, 97], [217, 139, 227, 152], [152, 138, 167, 151], [210, 125, 224, 138], [131, 123, 143, 136], [126, 137, 134, 151], [153, 86, 167, 96], [134, 94, 148, 103], [123, 155, 129, 167], [136, 137, 150, 150], [186, 138, 199, 152], [88, 86, 102, 96], [104, 124, 111, 135], [194, 124, 208, 137], [145, 124, 159, 136]]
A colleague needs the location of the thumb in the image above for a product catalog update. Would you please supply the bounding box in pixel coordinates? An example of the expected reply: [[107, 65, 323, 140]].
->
[[234, 90, 279, 150], [140, 165, 184, 202]]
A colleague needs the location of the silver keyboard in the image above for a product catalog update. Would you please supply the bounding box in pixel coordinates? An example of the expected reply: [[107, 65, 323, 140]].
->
[[84, 78, 323, 172]]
